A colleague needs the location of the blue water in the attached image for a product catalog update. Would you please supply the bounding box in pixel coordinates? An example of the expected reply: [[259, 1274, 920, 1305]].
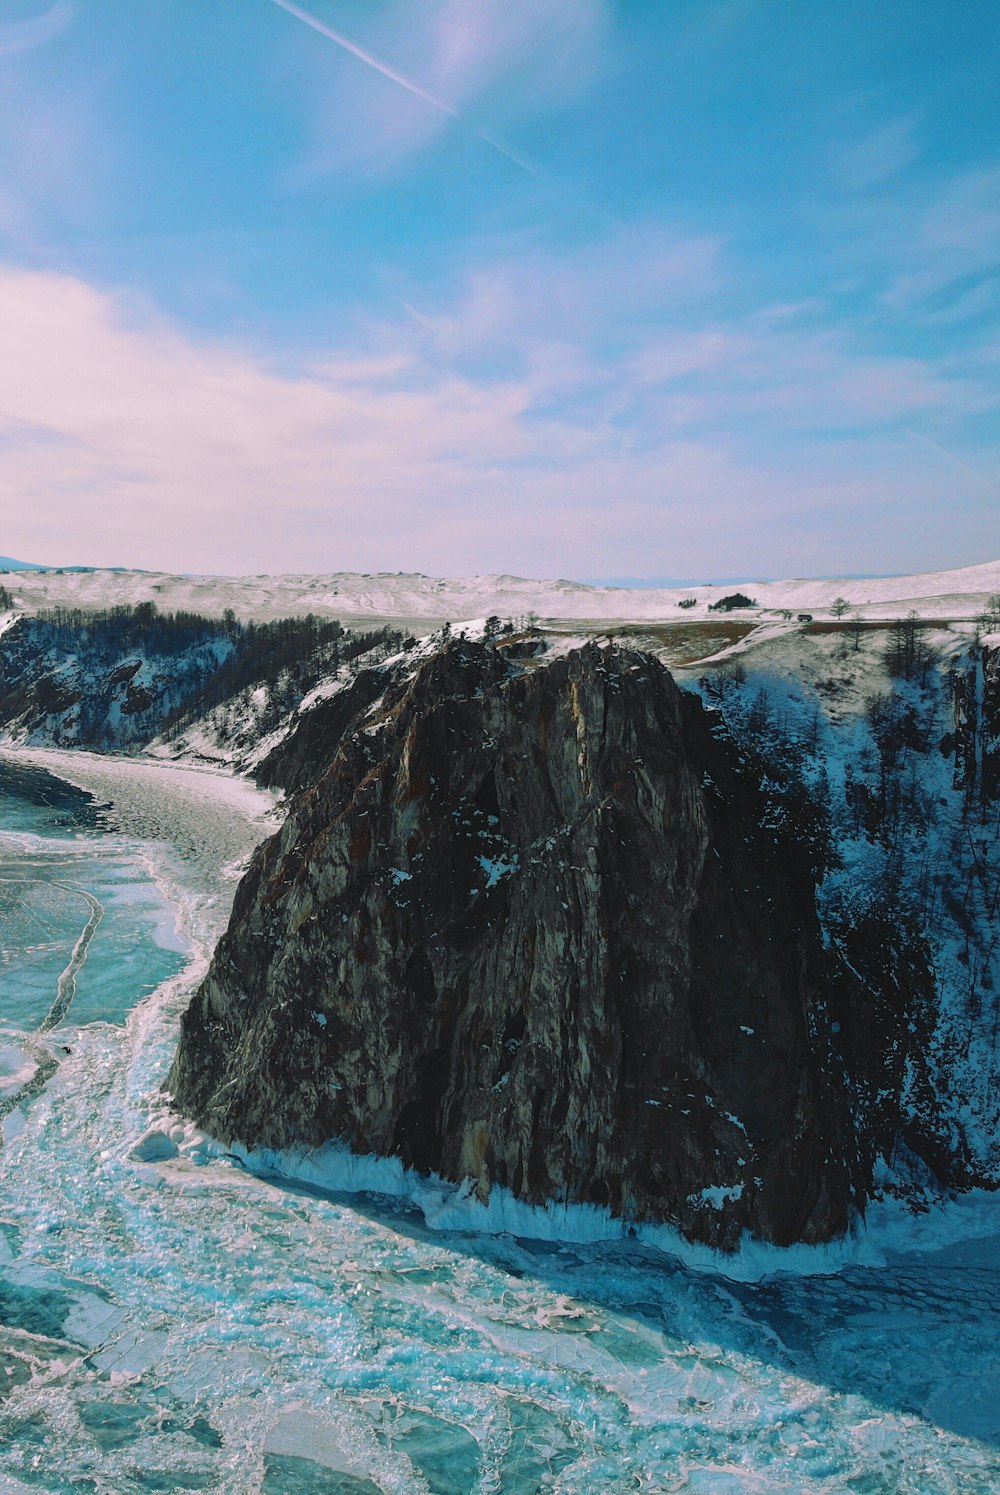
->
[[0, 756, 997, 1493]]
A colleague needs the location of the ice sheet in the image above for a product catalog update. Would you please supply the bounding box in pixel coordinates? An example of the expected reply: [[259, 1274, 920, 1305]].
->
[[0, 750, 996, 1493]]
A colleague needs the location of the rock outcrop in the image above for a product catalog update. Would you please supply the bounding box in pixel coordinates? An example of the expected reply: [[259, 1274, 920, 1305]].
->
[[169, 641, 941, 1248], [949, 640, 1000, 807]]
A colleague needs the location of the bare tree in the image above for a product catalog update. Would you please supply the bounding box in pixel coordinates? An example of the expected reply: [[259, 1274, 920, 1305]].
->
[[845, 611, 866, 653], [884, 611, 937, 684], [975, 593, 1000, 631]]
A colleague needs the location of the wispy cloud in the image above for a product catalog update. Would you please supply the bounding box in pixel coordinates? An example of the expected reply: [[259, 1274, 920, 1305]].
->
[[0, 0, 74, 58], [401, 226, 722, 369], [833, 113, 921, 190], [2, 257, 995, 578], [0, 70, 108, 247], [474, 129, 543, 179], [905, 428, 1000, 497], [268, 0, 545, 176], [393, 222, 992, 439], [879, 166, 1000, 313]]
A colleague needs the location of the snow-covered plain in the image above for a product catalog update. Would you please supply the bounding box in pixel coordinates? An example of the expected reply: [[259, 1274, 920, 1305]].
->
[[4, 557, 999, 631]]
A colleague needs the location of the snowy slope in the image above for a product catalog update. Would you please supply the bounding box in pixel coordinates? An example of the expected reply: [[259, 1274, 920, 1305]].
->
[[684, 624, 1000, 1191], [3, 560, 999, 631]]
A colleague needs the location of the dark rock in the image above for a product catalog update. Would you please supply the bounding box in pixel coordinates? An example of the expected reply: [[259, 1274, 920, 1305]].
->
[[122, 681, 156, 715], [169, 641, 940, 1248], [950, 641, 1000, 806], [496, 633, 547, 660], [255, 665, 394, 795]]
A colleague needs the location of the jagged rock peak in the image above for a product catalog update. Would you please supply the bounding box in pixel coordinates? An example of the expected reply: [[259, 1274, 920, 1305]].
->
[[170, 638, 867, 1249]]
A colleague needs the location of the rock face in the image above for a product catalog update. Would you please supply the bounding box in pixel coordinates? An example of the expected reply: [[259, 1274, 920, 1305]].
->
[[171, 641, 889, 1248], [949, 640, 1000, 807], [254, 666, 392, 796]]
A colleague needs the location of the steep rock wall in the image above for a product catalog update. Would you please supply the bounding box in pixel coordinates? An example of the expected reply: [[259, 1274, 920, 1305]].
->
[[170, 641, 906, 1248], [948, 641, 1000, 806]]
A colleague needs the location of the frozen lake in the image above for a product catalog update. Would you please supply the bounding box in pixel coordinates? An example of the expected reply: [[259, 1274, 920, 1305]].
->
[[0, 749, 997, 1494], [0, 760, 188, 1032]]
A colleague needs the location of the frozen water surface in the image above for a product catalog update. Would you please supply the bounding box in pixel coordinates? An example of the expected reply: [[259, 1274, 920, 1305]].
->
[[0, 761, 187, 1032], [0, 750, 998, 1493]]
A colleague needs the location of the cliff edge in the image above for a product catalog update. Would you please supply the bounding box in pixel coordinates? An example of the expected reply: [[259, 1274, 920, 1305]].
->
[[169, 640, 934, 1248]]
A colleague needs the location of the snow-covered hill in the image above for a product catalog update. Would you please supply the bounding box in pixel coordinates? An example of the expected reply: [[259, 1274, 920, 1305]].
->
[[3, 559, 998, 631], [0, 606, 406, 763]]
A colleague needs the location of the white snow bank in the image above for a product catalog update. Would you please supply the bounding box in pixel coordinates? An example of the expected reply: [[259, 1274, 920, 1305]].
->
[[0, 748, 277, 880], [136, 1116, 1000, 1284]]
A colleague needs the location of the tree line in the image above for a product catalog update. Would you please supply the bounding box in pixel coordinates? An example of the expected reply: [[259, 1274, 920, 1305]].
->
[[161, 616, 406, 738], [0, 600, 407, 753], [34, 600, 229, 657]]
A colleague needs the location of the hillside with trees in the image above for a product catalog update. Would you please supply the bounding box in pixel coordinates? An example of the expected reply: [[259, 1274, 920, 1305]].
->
[[0, 601, 404, 761]]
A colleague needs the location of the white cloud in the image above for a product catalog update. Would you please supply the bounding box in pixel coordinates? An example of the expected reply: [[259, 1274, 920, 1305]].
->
[[1, 258, 994, 579], [399, 225, 722, 377], [881, 166, 1000, 313], [921, 167, 1000, 259], [833, 114, 921, 190]]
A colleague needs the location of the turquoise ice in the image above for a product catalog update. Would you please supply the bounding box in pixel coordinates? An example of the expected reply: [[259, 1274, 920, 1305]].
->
[[0, 755, 997, 1494], [0, 761, 187, 1031]]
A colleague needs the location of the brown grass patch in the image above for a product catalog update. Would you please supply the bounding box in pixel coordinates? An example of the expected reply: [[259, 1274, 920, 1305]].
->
[[599, 621, 755, 666], [803, 619, 945, 636]]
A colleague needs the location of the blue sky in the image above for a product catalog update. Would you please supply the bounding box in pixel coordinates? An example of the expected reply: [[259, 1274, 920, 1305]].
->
[[1, 0, 998, 578]]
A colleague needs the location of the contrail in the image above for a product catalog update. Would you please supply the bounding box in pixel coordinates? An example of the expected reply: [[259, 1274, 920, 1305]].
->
[[905, 428, 1000, 497], [267, 0, 459, 117], [477, 128, 544, 180], [266, 0, 539, 174]]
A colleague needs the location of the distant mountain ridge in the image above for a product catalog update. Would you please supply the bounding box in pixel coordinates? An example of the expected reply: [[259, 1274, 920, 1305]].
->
[[588, 574, 907, 589], [0, 558, 133, 574], [4, 559, 999, 630]]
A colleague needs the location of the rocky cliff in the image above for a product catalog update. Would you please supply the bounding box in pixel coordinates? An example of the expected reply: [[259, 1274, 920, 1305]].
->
[[169, 640, 959, 1249], [949, 639, 1000, 807]]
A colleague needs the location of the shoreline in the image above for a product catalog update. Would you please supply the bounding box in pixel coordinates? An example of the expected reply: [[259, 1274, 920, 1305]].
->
[[5, 745, 1000, 1284], [0, 746, 276, 1128], [0, 745, 279, 944], [0, 746, 277, 1120], [138, 1112, 1000, 1285], [0, 741, 278, 816]]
